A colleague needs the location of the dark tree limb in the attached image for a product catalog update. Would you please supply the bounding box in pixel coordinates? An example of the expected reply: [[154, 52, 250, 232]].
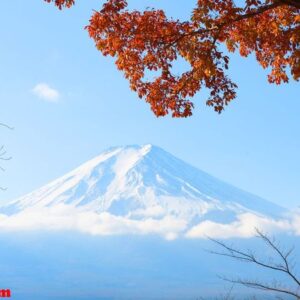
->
[[209, 229, 300, 299], [0, 122, 13, 191]]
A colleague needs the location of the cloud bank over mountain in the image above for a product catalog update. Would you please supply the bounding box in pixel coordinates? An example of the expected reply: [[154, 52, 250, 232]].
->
[[0, 207, 299, 240]]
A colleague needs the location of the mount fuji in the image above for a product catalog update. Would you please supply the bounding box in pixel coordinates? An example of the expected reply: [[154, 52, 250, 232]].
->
[[0, 144, 292, 239], [0, 145, 299, 300]]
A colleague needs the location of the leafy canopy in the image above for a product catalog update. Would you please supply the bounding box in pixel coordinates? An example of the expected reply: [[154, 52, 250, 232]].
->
[[45, 0, 300, 117]]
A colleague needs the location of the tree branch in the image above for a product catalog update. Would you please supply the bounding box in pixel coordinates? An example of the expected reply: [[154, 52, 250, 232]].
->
[[222, 277, 300, 299], [209, 229, 300, 299]]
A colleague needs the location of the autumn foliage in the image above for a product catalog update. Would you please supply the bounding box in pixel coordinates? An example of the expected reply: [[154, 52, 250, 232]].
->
[[44, 0, 74, 9], [45, 0, 300, 117]]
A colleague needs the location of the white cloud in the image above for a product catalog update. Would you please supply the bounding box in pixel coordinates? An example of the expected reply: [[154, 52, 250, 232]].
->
[[291, 213, 300, 235], [0, 207, 299, 240], [0, 205, 187, 240], [185, 213, 293, 239], [32, 83, 60, 102]]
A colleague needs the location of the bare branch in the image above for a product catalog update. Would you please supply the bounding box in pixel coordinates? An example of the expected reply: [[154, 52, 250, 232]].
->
[[222, 277, 300, 299], [0, 123, 14, 130], [0, 145, 12, 161], [0, 122, 13, 191], [255, 229, 300, 287], [209, 230, 300, 299]]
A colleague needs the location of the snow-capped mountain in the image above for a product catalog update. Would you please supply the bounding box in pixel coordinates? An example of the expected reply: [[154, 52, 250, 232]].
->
[[0, 145, 298, 300], [1, 144, 283, 217], [0, 144, 292, 239]]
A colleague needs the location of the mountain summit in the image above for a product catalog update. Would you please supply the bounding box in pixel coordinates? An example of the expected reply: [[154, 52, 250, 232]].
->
[[0, 145, 289, 239], [2, 144, 282, 216]]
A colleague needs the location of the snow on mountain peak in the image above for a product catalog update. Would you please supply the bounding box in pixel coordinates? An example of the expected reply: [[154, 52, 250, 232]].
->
[[0, 144, 296, 240]]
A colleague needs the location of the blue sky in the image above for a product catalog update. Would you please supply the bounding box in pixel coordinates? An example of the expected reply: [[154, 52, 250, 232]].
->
[[0, 0, 299, 208]]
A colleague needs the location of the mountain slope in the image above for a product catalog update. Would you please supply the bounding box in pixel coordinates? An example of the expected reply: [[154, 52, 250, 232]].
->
[[0, 144, 284, 222]]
